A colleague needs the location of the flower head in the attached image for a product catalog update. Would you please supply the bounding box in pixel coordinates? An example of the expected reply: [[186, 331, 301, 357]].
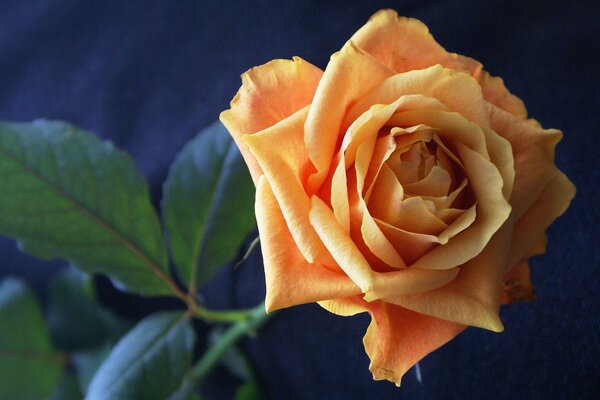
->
[[221, 9, 575, 385]]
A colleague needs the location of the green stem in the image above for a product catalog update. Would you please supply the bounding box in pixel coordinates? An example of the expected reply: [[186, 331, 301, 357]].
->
[[193, 306, 260, 323], [170, 302, 273, 400]]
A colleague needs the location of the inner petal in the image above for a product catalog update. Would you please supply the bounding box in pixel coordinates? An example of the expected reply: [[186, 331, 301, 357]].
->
[[351, 155, 407, 270], [367, 163, 404, 214], [403, 165, 452, 197], [364, 133, 397, 201], [376, 219, 440, 265], [435, 207, 465, 225], [436, 145, 458, 188], [422, 178, 469, 210], [387, 146, 420, 184], [375, 195, 448, 235]]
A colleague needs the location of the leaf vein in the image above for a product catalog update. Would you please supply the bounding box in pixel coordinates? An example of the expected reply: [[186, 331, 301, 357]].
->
[[0, 138, 173, 291]]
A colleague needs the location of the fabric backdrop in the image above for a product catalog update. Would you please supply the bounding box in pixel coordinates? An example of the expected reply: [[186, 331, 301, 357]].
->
[[0, 1, 598, 399]]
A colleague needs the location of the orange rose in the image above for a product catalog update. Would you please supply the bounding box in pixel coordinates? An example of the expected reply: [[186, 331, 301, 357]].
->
[[220, 9, 575, 385]]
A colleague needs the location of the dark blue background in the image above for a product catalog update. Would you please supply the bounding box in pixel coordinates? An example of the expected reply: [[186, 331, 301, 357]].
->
[[1, 1, 598, 399]]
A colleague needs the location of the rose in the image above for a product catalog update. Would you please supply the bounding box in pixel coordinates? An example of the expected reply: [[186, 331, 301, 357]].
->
[[220, 9, 575, 385]]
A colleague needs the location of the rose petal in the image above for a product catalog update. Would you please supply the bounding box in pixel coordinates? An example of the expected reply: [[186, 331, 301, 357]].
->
[[244, 106, 335, 266], [309, 195, 376, 292], [331, 97, 419, 234], [385, 224, 514, 332], [377, 196, 448, 235], [346, 65, 490, 128], [367, 164, 404, 215], [364, 267, 461, 301], [363, 300, 465, 386], [351, 9, 526, 120], [256, 177, 361, 312], [403, 165, 452, 197], [318, 296, 365, 316], [389, 109, 489, 159], [330, 158, 351, 232], [430, 131, 464, 170], [361, 212, 407, 269], [330, 103, 392, 232], [341, 96, 412, 180], [481, 127, 515, 201], [437, 205, 477, 244], [376, 219, 439, 265], [387, 146, 421, 184], [353, 113, 387, 193], [347, 168, 405, 271], [351, 10, 465, 74], [435, 145, 460, 190], [505, 170, 575, 270], [457, 55, 527, 119], [528, 234, 548, 257], [320, 295, 466, 387], [488, 103, 565, 220], [436, 207, 465, 225], [500, 260, 535, 304], [422, 178, 468, 210], [310, 195, 459, 296], [220, 57, 322, 182], [354, 132, 408, 269], [305, 41, 395, 192], [363, 134, 397, 200], [390, 123, 437, 143], [410, 141, 511, 271], [385, 127, 438, 185]]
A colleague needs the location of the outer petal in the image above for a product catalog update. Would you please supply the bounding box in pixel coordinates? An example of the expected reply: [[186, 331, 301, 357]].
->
[[345, 65, 490, 129], [220, 57, 323, 183], [500, 260, 535, 304], [488, 103, 563, 220], [305, 41, 395, 192], [318, 295, 365, 317], [317, 296, 466, 386], [244, 106, 336, 266], [482, 127, 515, 201], [528, 234, 548, 257], [363, 300, 465, 386], [505, 171, 575, 269], [351, 9, 465, 73], [457, 55, 527, 119], [352, 10, 527, 119], [384, 224, 514, 332], [255, 177, 361, 312]]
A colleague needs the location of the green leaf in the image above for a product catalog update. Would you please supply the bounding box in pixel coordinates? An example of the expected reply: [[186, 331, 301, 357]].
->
[[72, 344, 112, 395], [86, 312, 195, 400], [0, 120, 171, 296], [46, 269, 131, 351], [0, 278, 63, 400], [162, 121, 256, 291]]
